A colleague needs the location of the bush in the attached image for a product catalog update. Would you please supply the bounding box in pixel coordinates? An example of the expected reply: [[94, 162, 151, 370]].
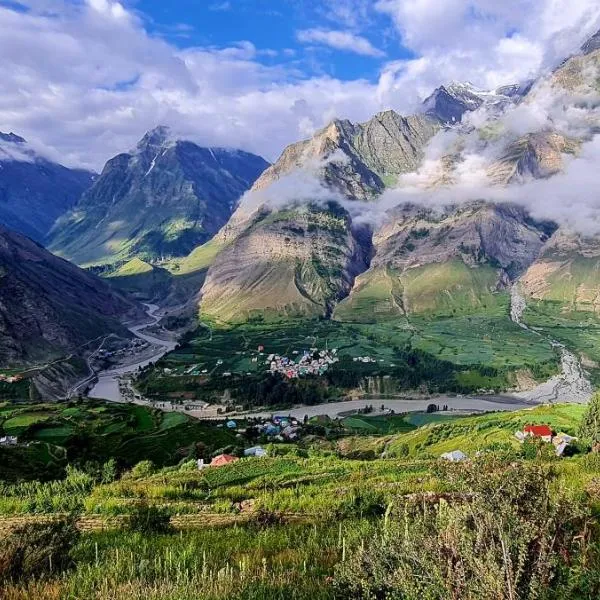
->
[[127, 502, 172, 534], [129, 460, 156, 479], [0, 517, 80, 583], [334, 458, 600, 599]]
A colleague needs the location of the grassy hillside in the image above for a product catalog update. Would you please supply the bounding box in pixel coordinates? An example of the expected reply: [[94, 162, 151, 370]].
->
[[1, 402, 599, 599], [0, 400, 236, 481], [337, 403, 586, 458]]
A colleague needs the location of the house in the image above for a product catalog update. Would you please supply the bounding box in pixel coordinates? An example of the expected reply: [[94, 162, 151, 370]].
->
[[244, 446, 267, 457], [197, 458, 208, 470], [523, 425, 553, 443], [553, 432, 578, 457], [0, 436, 18, 446], [440, 450, 468, 462], [210, 454, 239, 467]]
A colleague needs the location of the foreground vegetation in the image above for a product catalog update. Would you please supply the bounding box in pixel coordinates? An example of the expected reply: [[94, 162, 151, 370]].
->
[[1, 397, 600, 598]]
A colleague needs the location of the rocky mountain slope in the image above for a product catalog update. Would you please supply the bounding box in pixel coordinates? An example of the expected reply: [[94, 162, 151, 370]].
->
[[0, 132, 93, 243], [49, 126, 269, 266], [199, 28, 600, 330], [0, 224, 143, 366], [200, 110, 440, 323]]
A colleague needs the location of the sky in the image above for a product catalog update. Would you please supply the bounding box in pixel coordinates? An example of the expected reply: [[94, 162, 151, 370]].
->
[[0, 0, 599, 170]]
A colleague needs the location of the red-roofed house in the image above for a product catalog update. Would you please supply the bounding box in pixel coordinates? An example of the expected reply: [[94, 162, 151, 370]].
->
[[523, 424, 553, 443], [210, 454, 239, 467]]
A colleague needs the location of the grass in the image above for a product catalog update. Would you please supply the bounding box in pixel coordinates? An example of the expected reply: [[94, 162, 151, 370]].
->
[[0, 401, 599, 599], [0, 400, 237, 481]]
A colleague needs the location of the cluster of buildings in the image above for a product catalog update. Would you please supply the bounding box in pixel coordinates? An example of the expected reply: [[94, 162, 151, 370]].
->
[[515, 424, 577, 456], [352, 356, 380, 364], [439, 424, 578, 462], [268, 349, 339, 379], [197, 446, 268, 470], [97, 338, 147, 360], [226, 416, 304, 441], [0, 435, 18, 446]]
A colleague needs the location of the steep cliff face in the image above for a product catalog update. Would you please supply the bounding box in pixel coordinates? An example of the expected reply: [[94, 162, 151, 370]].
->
[[334, 203, 553, 322], [0, 132, 93, 243], [0, 225, 142, 366], [252, 111, 438, 199], [49, 127, 269, 266], [200, 206, 370, 324]]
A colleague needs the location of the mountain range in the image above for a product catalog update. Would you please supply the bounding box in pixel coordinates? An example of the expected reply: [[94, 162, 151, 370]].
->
[[0, 27, 599, 399], [49, 127, 269, 266], [197, 28, 600, 339], [0, 133, 93, 243]]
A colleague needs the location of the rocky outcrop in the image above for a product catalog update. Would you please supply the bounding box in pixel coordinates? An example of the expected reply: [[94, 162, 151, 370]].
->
[[49, 126, 269, 266], [488, 132, 580, 183], [252, 111, 438, 199]]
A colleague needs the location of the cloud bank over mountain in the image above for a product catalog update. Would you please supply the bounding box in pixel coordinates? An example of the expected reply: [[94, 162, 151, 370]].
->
[[1, 0, 599, 170]]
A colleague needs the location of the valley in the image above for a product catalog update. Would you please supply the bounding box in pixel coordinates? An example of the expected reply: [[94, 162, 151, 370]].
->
[[1, 13, 600, 600]]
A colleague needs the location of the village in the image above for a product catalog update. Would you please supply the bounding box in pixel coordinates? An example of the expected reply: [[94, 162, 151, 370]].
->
[[441, 423, 579, 462], [157, 344, 349, 380]]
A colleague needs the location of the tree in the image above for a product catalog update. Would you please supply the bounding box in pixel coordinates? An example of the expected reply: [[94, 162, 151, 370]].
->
[[579, 391, 600, 443]]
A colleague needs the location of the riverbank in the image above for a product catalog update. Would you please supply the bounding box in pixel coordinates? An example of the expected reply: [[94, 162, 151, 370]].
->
[[88, 303, 177, 402]]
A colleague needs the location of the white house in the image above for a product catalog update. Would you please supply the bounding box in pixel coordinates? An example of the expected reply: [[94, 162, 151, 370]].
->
[[440, 450, 468, 462]]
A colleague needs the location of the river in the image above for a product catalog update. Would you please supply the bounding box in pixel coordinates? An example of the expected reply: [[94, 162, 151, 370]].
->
[[509, 284, 592, 404], [88, 304, 177, 402]]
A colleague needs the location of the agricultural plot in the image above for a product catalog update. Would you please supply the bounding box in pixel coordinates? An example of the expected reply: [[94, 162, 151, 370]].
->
[[143, 312, 560, 405], [0, 401, 237, 481]]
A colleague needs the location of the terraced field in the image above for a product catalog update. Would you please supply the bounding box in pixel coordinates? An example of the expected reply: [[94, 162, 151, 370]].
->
[[0, 401, 237, 481]]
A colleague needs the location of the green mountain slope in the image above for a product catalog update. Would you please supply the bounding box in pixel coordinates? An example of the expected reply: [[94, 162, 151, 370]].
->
[[49, 126, 268, 266], [0, 224, 142, 366], [0, 132, 93, 243]]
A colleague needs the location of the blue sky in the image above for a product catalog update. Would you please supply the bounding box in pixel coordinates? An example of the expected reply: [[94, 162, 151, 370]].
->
[[131, 0, 411, 82], [0, 0, 598, 169]]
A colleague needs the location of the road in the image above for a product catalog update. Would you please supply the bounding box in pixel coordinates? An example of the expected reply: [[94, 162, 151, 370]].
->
[[88, 304, 177, 402]]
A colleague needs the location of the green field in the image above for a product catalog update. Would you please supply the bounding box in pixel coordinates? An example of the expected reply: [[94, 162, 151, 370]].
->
[[139, 313, 560, 406], [0, 401, 237, 481], [1, 401, 599, 599]]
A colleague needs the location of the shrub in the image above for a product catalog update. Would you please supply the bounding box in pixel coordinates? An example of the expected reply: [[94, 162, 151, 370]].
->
[[129, 460, 156, 479], [127, 502, 172, 534], [0, 517, 80, 583], [333, 458, 600, 599]]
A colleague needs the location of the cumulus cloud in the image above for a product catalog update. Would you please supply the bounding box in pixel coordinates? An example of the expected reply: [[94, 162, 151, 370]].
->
[[374, 0, 600, 106], [296, 28, 385, 57], [361, 130, 600, 235], [0, 0, 599, 175]]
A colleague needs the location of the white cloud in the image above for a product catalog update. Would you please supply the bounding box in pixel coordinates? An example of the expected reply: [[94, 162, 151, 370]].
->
[[0, 1, 386, 170], [0, 0, 598, 175], [296, 28, 385, 57], [374, 0, 600, 101]]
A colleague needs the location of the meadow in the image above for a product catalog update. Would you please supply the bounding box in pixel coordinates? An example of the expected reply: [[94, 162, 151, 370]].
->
[[138, 313, 559, 406]]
